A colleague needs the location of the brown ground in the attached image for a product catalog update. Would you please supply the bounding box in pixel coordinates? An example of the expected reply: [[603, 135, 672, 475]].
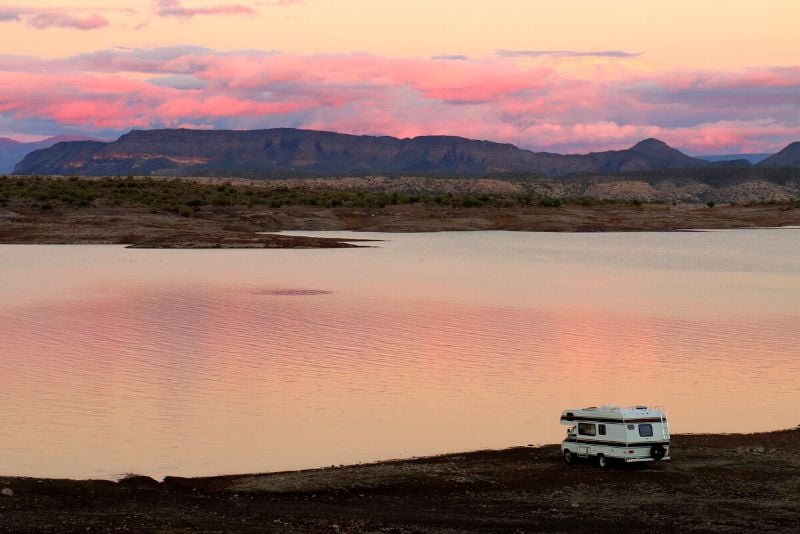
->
[[1, 202, 799, 248], [1, 429, 798, 533]]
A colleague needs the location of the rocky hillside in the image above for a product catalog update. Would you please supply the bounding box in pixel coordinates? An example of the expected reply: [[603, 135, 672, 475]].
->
[[14, 128, 716, 177], [242, 167, 800, 204], [0, 135, 98, 174]]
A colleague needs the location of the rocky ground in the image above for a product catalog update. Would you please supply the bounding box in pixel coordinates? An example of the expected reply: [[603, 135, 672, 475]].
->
[[1, 201, 799, 248], [1, 429, 798, 532]]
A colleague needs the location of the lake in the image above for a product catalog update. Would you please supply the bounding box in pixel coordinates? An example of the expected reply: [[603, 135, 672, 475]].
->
[[0, 229, 798, 479]]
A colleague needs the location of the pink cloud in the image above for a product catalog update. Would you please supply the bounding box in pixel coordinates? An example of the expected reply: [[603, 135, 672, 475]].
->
[[155, 0, 256, 17], [1, 47, 799, 154], [0, 8, 21, 22]]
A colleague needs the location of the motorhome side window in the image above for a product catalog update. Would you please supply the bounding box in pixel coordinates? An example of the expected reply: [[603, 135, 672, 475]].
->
[[639, 424, 654, 437], [578, 423, 596, 436], [598, 424, 606, 435]]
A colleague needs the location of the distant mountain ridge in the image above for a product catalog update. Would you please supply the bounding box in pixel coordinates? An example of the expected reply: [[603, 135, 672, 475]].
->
[[758, 142, 800, 167], [11, 128, 800, 177], [0, 135, 100, 174], [697, 153, 770, 165]]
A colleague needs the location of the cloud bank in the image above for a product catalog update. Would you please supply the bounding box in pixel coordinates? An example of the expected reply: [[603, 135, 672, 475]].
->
[[155, 0, 255, 18], [496, 49, 642, 59], [1, 47, 799, 154], [0, 6, 110, 30]]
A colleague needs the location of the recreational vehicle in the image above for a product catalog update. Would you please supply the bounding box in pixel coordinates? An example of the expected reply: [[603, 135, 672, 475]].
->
[[560, 405, 670, 466]]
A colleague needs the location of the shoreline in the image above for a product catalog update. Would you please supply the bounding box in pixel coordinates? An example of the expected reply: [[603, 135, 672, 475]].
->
[[2, 428, 798, 532], [2, 202, 799, 249], [3, 175, 799, 247]]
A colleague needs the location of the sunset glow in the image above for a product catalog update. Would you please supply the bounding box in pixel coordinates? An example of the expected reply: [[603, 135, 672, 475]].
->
[[1, 0, 799, 154]]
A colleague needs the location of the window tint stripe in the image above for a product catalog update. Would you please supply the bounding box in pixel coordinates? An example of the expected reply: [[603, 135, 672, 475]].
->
[[561, 416, 666, 424]]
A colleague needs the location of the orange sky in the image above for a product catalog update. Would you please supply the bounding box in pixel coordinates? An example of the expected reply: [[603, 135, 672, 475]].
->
[[1, 1, 799, 153], [3, 1, 798, 69]]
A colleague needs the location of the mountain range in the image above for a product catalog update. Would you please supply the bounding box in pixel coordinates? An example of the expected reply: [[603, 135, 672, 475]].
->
[[10, 128, 800, 177]]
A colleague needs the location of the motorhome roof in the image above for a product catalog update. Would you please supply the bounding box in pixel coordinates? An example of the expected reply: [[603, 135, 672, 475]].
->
[[560, 405, 666, 424]]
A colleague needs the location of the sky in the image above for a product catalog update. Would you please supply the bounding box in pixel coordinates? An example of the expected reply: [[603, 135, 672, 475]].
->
[[1, 0, 799, 154]]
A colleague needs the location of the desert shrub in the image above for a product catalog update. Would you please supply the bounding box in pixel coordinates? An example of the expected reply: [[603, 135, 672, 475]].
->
[[539, 197, 562, 207], [460, 195, 480, 207]]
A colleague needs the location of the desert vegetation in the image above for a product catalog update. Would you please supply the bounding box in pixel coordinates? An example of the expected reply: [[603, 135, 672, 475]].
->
[[0, 175, 638, 213], [3, 175, 797, 215]]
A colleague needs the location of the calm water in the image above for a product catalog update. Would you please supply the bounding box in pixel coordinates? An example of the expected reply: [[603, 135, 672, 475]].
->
[[0, 230, 798, 479]]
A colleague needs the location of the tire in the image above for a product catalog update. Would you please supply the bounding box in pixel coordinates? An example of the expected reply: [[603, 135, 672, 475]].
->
[[597, 454, 607, 468], [651, 444, 666, 461], [563, 449, 575, 465]]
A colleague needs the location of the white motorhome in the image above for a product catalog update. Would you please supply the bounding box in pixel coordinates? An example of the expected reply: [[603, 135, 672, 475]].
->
[[560, 405, 670, 467]]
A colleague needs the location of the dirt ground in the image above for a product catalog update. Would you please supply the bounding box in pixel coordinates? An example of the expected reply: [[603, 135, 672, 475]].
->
[[1, 202, 799, 248], [1, 428, 798, 533]]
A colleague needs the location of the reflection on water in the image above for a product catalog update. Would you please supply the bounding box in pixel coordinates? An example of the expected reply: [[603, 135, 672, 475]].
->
[[0, 230, 798, 479]]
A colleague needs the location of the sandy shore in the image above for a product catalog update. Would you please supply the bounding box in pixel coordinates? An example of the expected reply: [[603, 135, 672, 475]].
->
[[1, 202, 799, 248], [1, 428, 798, 532]]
